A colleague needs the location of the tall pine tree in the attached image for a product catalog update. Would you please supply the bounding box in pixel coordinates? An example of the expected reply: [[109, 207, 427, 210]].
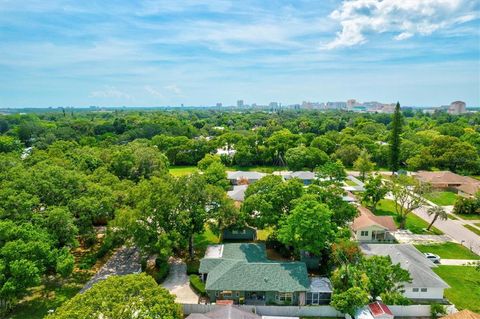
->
[[389, 102, 402, 174]]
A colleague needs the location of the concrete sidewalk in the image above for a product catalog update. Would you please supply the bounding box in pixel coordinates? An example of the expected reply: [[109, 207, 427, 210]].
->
[[440, 259, 479, 266]]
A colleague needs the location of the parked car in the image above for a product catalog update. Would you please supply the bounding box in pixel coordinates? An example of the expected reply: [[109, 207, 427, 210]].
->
[[424, 253, 441, 264]]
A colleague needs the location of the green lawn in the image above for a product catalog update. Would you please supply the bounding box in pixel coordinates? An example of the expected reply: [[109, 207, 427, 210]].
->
[[434, 266, 480, 313], [464, 224, 480, 236], [414, 242, 480, 260], [424, 191, 458, 206], [345, 180, 357, 186], [9, 271, 91, 319], [455, 213, 480, 221], [169, 166, 198, 176], [447, 214, 459, 220], [193, 226, 220, 259], [375, 199, 443, 235], [257, 228, 273, 241]]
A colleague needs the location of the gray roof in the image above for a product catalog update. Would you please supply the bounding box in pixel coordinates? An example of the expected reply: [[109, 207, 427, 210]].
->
[[360, 244, 449, 289], [308, 277, 333, 293], [227, 185, 248, 201], [227, 171, 266, 180], [187, 305, 261, 319], [290, 171, 316, 180]]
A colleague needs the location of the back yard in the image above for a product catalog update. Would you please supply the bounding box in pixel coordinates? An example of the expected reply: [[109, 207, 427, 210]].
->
[[434, 266, 480, 313]]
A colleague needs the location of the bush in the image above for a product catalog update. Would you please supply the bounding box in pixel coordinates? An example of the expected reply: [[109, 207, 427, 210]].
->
[[453, 197, 480, 216], [186, 259, 200, 275], [189, 274, 205, 295], [430, 303, 446, 319]]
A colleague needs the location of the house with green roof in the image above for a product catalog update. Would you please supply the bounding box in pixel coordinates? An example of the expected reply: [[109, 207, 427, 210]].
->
[[199, 243, 332, 306]]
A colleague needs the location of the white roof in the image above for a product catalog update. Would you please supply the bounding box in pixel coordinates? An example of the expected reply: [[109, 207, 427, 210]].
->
[[204, 245, 224, 259], [227, 185, 248, 201]]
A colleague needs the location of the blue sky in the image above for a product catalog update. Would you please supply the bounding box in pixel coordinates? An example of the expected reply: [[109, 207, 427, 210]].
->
[[0, 0, 479, 107]]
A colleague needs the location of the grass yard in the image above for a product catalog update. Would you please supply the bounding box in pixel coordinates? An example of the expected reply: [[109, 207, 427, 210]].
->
[[257, 228, 273, 241], [9, 272, 91, 319], [424, 191, 458, 206], [447, 214, 459, 220], [375, 199, 443, 235], [434, 266, 480, 313], [464, 224, 480, 236], [193, 226, 220, 259], [226, 165, 285, 173], [414, 242, 480, 260], [454, 213, 480, 221], [345, 179, 358, 186], [169, 165, 198, 176]]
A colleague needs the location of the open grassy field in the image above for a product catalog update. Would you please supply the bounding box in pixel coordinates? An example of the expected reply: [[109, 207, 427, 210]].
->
[[434, 266, 480, 313], [414, 242, 480, 260], [424, 191, 458, 206], [464, 224, 480, 236], [169, 165, 199, 176], [375, 199, 443, 235]]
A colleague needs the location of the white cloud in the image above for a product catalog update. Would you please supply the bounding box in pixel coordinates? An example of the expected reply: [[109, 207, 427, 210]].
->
[[89, 86, 132, 99], [325, 0, 478, 49], [144, 85, 164, 98], [164, 84, 182, 95]]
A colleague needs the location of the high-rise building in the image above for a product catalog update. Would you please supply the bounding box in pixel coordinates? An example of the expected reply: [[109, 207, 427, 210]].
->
[[216, 102, 222, 107], [447, 101, 467, 115], [237, 100, 244, 108]]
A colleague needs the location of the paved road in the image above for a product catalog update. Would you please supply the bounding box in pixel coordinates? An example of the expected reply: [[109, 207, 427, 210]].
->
[[440, 259, 479, 266], [413, 206, 480, 256], [162, 258, 199, 304]]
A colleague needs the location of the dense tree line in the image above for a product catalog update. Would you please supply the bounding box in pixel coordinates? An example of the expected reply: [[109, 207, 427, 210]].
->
[[0, 108, 479, 173]]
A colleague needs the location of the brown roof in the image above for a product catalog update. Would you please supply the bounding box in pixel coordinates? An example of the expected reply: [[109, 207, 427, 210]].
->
[[442, 310, 480, 319], [456, 183, 480, 196], [415, 171, 479, 186], [352, 207, 397, 232]]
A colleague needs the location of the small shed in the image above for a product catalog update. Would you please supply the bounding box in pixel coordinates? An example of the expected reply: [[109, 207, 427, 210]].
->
[[222, 226, 257, 241]]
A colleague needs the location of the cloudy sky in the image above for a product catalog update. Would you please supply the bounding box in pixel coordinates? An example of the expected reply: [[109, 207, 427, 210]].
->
[[0, 0, 479, 107]]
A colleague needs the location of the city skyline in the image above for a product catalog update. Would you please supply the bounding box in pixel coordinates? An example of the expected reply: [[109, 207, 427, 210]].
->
[[0, 0, 479, 107]]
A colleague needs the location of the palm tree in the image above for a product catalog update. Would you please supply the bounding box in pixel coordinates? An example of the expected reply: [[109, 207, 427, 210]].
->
[[426, 206, 448, 231]]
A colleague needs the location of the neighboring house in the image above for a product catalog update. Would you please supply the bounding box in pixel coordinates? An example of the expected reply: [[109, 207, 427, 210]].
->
[[227, 171, 266, 185], [199, 243, 331, 305], [356, 302, 394, 319], [361, 244, 449, 301], [288, 171, 317, 185], [414, 171, 480, 197], [186, 305, 260, 319], [227, 184, 248, 203], [222, 226, 257, 241], [351, 207, 396, 242]]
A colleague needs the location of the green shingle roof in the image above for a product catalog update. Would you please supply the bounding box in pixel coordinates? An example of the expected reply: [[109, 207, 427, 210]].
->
[[206, 261, 309, 292], [200, 243, 310, 293]]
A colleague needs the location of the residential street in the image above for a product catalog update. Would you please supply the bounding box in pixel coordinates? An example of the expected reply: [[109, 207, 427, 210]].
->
[[412, 206, 480, 255], [162, 258, 199, 304]]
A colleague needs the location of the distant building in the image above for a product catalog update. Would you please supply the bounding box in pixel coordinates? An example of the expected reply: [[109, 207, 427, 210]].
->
[[347, 99, 360, 109], [326, 101, 347, 109], [269, 102, 279, 109], [216, 102, 222, 107], [237, 100, 244, 108], [448, 101, 467, 115]]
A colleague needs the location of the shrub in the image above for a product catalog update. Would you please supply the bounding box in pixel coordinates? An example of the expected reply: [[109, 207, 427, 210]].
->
[[430, 303, 446, 319], [189, 274, 206, 295], [186, 259, 200, 275]]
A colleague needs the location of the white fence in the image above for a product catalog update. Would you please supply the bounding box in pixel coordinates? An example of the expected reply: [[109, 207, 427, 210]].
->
[[183, 304, 432, 317]]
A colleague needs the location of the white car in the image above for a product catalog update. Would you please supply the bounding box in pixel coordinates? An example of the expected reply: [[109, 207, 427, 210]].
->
[[424, 253, 441, 264]]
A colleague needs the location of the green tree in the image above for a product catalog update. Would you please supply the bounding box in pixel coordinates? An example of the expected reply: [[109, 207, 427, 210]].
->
[[387, 175, 430, 229], [390, 102, 402, 174], [46, 274, 182, 319], [42, 207, 78, 248], [197, 154, 222, 171], [285, 146, 329, 171], [277, 199, 336, 255], [426, 206, 448, 231], [362, 256, 411, 299], [331, 287, 369, 317], [334, 144, 361, 167], [203, 161, 230, 190], [315, 160, 347, 184], [353, 149, 375, 181], [362, 175, 388, 212]]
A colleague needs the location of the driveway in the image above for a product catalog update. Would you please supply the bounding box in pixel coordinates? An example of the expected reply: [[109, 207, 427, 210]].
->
[[162, 258, 199, 304], [392, 230, 453, 245]]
